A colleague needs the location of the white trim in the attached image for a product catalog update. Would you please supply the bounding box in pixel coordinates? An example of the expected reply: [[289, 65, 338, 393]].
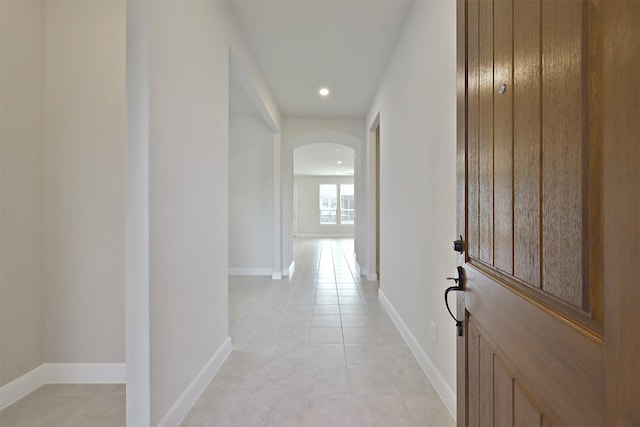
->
[[359, 264, 379, 281], [379, 290, 457, 422], [126, 2, 151, 424], [0, 363, 126, 411], [228, 268, 272, 276], [273, 132, 283, 282], [366, 112, 380, 286], [288, 260, 296, 276], [294, 233, 355, 238], [157, 337, 232, 427], [0, 365, 46, 411], [285, 260, 295, 277], [45, 363, 126, 384]]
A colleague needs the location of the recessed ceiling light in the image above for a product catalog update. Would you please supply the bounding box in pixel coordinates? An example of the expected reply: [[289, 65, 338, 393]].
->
[[337, 160, 343, 165], [319, 88, 330, 96]]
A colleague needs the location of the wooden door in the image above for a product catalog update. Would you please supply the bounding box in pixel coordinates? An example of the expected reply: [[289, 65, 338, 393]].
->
[[456, 0, 640, 425]]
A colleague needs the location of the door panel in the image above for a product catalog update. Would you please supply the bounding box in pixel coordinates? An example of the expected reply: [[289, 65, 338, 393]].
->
[[467, 0, 592, 317], [493, 0, 513, 275], [478, 0, 493, 265], [494, 356, 513, 427], [513, 383, 542, 427], [468, 315, 563, 427], [513, 0, 541, 288], [465, 266, 604, 426], [458, 0, 640, 425], [479, 336, 494, 427], [467, 322, 480, 427], [540, 0, 585, 310]]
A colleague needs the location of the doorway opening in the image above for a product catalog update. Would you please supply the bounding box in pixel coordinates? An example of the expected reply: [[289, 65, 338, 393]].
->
[[293, 143, 356, 239]]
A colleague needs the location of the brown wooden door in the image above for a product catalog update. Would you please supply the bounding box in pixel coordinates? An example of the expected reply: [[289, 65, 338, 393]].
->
[[456, 0, 640, 425]]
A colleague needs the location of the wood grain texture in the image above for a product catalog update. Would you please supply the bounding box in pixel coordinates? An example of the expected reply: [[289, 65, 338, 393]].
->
[[467, 0, 480, 259], [513, 0, 541, 289], [514, 382, 542, 427], [493, 0, 513, 275], [494, 356, 513, 427], [479, 337, 494, 427], [585, 0, 604, 329], [541, 0, 584, 308], [468, 320, 480, 427], [465, 265, 605, 426], [602, 1, 640, 424], [478, 0, 494, 265]]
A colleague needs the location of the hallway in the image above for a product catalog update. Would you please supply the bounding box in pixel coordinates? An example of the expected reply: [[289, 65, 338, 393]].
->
[[181, 238, 454, 426]]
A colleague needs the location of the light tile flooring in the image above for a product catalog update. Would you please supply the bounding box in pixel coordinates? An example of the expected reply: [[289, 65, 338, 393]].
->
[[181, 238, 454, 427], [0, 384, 125, 427], [0, 238, 454, 427]]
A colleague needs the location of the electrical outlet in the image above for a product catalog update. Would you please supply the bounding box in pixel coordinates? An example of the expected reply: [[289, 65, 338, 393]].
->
[[431, 321, 437, 342]]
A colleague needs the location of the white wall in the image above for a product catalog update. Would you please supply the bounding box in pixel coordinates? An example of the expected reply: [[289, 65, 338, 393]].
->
[[147, 2, 280, 423], [229, 116, 273, 274], [294, 176, 354, 237], [0, 0, 45, 387], [366, 0, 457, 414], [149, 3, 228, 422], [42, 0, 126, 365], [1, 0, 126, 390], [1, 0, 279, 423], [282, 118, 364, 273]]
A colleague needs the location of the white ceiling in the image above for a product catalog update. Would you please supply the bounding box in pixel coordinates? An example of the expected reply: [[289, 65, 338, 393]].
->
[[230, 0, 412, 118], [294, 143, 355, 176]]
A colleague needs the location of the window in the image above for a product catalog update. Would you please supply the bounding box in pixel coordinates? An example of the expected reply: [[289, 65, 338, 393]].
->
[[319, 184, 337, 224], [319, 184, 354, 225], [340, 184, 355, 224]]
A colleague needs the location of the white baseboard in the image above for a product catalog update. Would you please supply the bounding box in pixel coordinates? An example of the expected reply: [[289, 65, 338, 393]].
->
[[0, 362, 125, 411], [157, 337, 232, 427], [286, 260, 295, 277], [356, 264, 376, 281], [271, 272, 282, 280], [0, 364, 46, 411], [379, 290, 457, 422], [228, 268, 271, 276]]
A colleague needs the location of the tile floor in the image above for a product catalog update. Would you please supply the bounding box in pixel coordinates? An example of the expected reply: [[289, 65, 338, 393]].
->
[[0, 238, 454, 427], [181, 238, 454, 427], [0, 384, 125, 427]]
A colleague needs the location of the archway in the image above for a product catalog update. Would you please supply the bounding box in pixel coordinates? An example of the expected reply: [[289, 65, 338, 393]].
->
[[281, 131, 364, 278]]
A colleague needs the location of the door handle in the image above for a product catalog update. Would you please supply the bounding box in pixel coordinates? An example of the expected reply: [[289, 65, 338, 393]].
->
[[445, 266, 464, 337]]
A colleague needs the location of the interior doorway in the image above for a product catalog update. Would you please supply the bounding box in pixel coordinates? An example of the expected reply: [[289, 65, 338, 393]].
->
[[293, 143, 356, 239]]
